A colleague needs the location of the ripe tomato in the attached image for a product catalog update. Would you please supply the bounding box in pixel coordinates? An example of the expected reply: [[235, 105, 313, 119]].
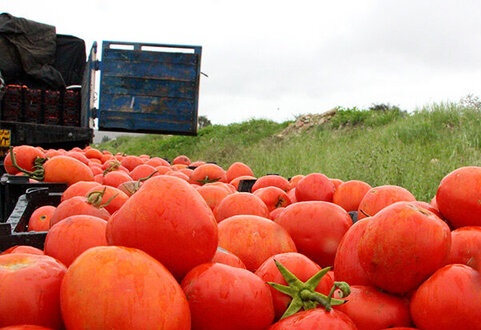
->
[[357, 184, 416, 220], [42, 155, 95, 186], [218, 214, 297, 272], [333, 284, 412, 329], [333, 179, 372, 212], [295, 172, 336, 202], [3, 145, 44, 175], [44, 215, 108, 267], [436, 166, 481, 228], [28, 205, 56, 232], [106, 175, 218, 279], [49, 195, 110, 227], [0, 253, 67, 328], [274, 201, 352, 268], [213, 192, 270, 222], [255, 252, 334, 321], [211, 247, 246, 269], [253, 186, 292, 212], [267, 308, 357, 329], [357, 201, 451, 295], [410, 264, 481, 329], [181, 262, 275, 330], [445, 226, 481, 271], [333, 218, 372, 286], [61, 246, 190, 329], [251, 174, 291, 192]]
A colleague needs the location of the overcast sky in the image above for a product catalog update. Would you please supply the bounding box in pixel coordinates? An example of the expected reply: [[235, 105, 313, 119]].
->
[[3, 1, 481, 124]]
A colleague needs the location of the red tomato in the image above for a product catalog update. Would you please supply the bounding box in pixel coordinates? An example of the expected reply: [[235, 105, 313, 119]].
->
[[333, 218, 372, 286], [49, 195, 110, 227], [0, 245, 44, 255], [295, 172, 336, 202], [255, 252, 334, 321], [211, 247, 246, 269], [0, 326, 55, 330], [3, 145, 44, 175], [274, 201, 352, 268], [0, 253, 66, 328], [28, 205, 56, 232], [445, 226, 481, 271], [333, 284, 412, 329], [106, 175, 218, 279], [44, 215, 108, 267], [267, 308, 357, 330], [357, 201, 451, 295], [181, 262, 275, 330], [217, 214, 297, 272], [85, 184, 129, 215], [253, 186, 292, 212], [410, 264, 481, 329], [60, 246, 190, 329], [357, 184, 416, 220], [436, 166, 481, 228]]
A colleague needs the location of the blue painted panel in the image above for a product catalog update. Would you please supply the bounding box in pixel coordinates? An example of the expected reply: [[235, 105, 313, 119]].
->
[[97, 41, 202, 135]]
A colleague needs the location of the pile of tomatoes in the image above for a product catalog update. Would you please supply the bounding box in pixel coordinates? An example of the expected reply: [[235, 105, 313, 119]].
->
[[1, 144, 481, 330]]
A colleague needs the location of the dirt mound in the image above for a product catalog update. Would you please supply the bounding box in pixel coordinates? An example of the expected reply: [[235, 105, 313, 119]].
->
[[276, 108, 337, 138]]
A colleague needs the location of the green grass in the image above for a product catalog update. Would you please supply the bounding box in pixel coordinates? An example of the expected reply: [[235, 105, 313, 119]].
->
[[96, 102, 481, 202]]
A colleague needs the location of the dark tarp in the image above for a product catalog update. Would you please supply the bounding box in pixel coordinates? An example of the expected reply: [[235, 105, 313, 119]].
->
[[0, 13, 86, 89]]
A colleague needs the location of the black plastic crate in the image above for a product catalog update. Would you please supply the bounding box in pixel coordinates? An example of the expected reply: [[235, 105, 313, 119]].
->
[[24, 88, 43, 123], [0, 187, 62, 252], [0, 174, 66, 223]]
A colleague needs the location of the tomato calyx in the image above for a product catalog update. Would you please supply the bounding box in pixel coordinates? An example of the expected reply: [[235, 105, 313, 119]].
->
[[87, 187, 117, 209], [268, 259, 350, 319], [196, 175, 221, 185], [8, 146, 47, 181]]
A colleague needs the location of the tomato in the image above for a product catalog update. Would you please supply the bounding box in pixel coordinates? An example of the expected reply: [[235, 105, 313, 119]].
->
[[213, 192, 270, 222], [226, 161, 255, 183], [357, 201, 451, 295], [0, 326, 55, 330], [333, 218, 372, 286], [294, 172, 336, 202], [181, 262, 275, 330], [333, 284, 412, 329], [189, 163, 227, 185], [218, 214, 297, 272], [211, 247, 246, 269], [333, 179, 372, 212], [445, 226, 481, 271], [251, 174, 291, 192], [253, 186, 292, 212], [357, 184, 416, 220], [3, 145, 44, 175], [436, 166, 481, 228], [28, 205, 56, 232], [44, 215, 108, 267], [0, 245, 44, 255], [255, 252, 334, 321], [410, 264, 481, 329], [85, 184, 129, 215], [60, 180, 102, 202], [0, 253, 66, 328], [274, 201, 352, 268], [267, 308, 357, 330], [42, 155, 95, 186], [60, 246, 190, 329], [196, 183, 234, 211], [106, 175, 218, 279], [49, 195, 110, 227]]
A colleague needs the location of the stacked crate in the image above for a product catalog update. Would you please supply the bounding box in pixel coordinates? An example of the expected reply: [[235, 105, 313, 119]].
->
[[1, 85, 81, 126], [24, 88, 43, 123], [1, 85, 24, 121]]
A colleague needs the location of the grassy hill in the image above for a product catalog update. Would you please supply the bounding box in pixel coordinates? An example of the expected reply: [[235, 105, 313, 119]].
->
[[96, 101, 481, 202]]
